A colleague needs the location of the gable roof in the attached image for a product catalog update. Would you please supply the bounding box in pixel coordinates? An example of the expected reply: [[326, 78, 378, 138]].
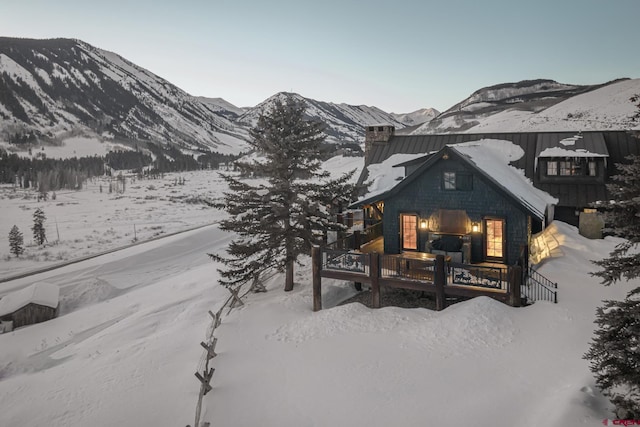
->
[[352, 139, 558, 221], [357, 130, 640, 207], [0, 282, 59, 317]]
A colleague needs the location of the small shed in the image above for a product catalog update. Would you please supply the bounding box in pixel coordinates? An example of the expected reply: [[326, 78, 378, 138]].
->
[[0, 282, 60, 332]]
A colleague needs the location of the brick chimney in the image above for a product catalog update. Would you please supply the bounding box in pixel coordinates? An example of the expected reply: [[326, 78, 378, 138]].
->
[[364, 125, 395, 160]]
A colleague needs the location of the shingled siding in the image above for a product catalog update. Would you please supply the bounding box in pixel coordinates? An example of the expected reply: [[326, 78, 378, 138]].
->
[[382, 156, 531, 265], [361, 131, 640, 224]]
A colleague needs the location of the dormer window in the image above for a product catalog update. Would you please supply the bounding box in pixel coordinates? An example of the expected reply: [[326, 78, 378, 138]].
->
[[559, 160, 579, 176], [542, 157, 602, 180]]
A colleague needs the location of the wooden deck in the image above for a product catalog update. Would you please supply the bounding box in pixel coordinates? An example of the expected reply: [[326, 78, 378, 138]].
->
[[360, 236, 383, 254], [312, 247, 521, 312]]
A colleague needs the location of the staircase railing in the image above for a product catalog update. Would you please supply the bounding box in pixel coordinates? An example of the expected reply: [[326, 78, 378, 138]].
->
[[522, 267, 558, 304]]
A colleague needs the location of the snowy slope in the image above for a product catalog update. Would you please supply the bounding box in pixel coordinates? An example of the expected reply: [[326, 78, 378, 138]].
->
[[0, 37, 249, 154], [237, 92, 410, 143], [391, 107, 439, 126], [414, 78, 640, 134], [0, 174, 637, 427]]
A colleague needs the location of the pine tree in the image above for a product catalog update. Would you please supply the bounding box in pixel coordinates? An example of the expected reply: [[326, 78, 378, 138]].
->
[[586, 99, 640, 418], [32, 208, 47, 245], [8, 225, 24, 257], [591, 154, 640, 285], [210, 96, 355, 292], [583, 289, 640, 419]]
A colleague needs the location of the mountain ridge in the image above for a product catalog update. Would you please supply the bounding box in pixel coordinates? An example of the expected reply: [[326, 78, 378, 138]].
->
[[0, 37, 437, 155], [414, 78, 639, 134], [1, 37, 637, 158]]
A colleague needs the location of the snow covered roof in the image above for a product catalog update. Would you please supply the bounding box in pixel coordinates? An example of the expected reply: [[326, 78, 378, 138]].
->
[[450, 139, 558, 220], [0, 282, 60, 317], [356, 152, 434, 204], [535, 132, 609, 158], [353, 139, 557, 220]]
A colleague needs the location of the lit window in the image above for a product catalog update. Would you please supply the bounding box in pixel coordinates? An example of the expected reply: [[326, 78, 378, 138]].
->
[[401, 214, 418, 250], [547, 161, 558, 176], [588, 161, 597, 176]]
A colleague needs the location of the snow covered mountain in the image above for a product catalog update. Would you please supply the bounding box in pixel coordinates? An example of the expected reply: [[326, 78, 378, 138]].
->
[[0, 37, 249, 154], [391, 108, 439, 127], [414, 78, 640, 134], [0, 37, 437, 156], [237, 92, 422, 143]]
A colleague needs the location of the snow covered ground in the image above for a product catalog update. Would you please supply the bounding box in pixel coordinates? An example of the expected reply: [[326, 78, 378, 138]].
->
[[0, 170, 228, 278], [0, 157, 637, 426]]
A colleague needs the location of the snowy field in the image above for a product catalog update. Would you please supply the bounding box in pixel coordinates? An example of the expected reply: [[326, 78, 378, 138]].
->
[[0, 170, 230, 279], [0, 156, 637, 426]]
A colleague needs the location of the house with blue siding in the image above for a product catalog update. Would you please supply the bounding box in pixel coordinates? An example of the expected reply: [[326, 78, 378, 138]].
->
[[349, 127, 640, 266], [351, 138, 556, 266]]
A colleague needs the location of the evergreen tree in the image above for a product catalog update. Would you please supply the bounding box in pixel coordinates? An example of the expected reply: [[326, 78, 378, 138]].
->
[[32, 208, 47, 245], [591, 154, 640, 285], [586, 99, 640, 418], [8, 225, 24, 257], [583, 289, 640, 419], [210, 97, 355, 292]]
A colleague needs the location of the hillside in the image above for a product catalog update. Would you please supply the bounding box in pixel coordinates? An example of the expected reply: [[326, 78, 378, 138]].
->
[[414, 78, 640, 134], [0, 37, 439, 158], [237, 92, 414, 143], [0, 37, 249, 154]]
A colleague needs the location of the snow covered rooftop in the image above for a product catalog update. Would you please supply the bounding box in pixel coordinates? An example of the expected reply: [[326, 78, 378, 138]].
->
[[0, 282, 60, 317], [450, 139, 558, 220], [355, 152, 434, 204], [353, 138, 557, 220], [536, 132, 609, 158]]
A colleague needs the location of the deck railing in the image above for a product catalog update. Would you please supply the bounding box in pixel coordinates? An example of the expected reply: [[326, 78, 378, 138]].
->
[[312, 247, 522, 311], [448, 262, 507, 290], [379, 255, 436, 281], [322, 250, 369, 275], [325, 221, 383, 251]]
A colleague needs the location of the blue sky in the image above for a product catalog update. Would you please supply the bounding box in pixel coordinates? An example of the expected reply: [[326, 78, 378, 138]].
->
[[2, 0, 639, 113]]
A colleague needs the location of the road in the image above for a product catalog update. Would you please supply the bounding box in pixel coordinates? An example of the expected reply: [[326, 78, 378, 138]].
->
[[0, 224, 233, 304]]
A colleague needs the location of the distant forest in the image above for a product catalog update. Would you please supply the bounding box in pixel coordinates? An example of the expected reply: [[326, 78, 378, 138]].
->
[[0, 145, 240, 191]]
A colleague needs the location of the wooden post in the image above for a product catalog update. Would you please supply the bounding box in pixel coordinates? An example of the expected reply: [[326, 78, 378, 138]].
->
[[312, 246, 322, 311], [354, 230, 361, 249], [435, 254, 446, 311], [509, 265, 522, 307], [200, 338, 218, 360], [371, 253, 381, 308]]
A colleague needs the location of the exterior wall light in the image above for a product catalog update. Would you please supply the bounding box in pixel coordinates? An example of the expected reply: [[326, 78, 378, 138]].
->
[[472, 222, 480, 233], [420, 219, 428, 230]]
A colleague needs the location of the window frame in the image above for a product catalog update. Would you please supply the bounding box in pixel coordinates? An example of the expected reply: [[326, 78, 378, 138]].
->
[[443, 171, 456, 190], [400, 213, 419, 251], [442, 171, 472, 191]]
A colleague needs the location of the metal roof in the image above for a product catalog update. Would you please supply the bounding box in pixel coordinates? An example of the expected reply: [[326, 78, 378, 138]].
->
[[535, 132, 609, 158], [357, 130, 640, 208]]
